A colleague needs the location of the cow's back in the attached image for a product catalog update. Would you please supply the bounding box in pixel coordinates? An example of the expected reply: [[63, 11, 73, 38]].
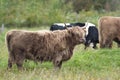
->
[[99, 16, 120, 38]]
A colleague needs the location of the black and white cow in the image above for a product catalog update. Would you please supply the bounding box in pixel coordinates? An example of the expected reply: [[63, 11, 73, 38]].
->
[[50, 22, 99, 49], [84, 23, 99, 49]]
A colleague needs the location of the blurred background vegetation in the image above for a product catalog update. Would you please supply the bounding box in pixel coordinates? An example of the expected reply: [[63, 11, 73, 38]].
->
[[0, 0, 120, 27]]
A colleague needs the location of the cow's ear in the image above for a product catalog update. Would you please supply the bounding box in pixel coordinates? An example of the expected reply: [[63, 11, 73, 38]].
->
[[82, 27, 86, 33], [67, 28, 71, 33]]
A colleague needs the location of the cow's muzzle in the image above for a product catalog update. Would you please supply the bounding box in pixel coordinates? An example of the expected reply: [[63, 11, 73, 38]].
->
[[79, 38, 86, 44]]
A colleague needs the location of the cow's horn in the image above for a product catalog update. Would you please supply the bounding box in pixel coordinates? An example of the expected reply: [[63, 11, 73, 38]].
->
[[85, 22, 88, 27], [64, 23, 67, 29]]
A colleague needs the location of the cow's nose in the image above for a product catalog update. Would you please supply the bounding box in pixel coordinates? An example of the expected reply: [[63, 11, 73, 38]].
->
[[80, 38, 86, 43]]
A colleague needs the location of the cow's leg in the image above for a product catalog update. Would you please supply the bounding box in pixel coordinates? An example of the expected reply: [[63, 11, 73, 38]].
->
[[84, 44, 89, 49], [54, 60, 62, 69], [100, 34, 108, 48], [117, 43, 120, 47], [100, 36, 112, 48], [105, 39, 112, 48], [108, 41, 112, 48], [100, 39, 106, 48], [53, 54, 62, 69], [16, 55, 25, 70], [7, 51, 14, 69], [93, 43, 97, 49], [100, 41, 105, 48], [84, 46, 87, 49], [16, 63, 23, 70], [8, 57, 13, 69], [84, 41, 90, 49], [15, 50, 25, 70], [8, 58, 12, 69], [113, 38, 120, 48]]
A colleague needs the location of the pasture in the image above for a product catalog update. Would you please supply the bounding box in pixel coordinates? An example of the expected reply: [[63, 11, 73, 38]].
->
[[0, 27, 120, 80]]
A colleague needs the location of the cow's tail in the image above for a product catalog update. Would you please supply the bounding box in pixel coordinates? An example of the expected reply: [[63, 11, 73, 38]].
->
[[98, 17, 104, 48], [6, 31, 12, 53]]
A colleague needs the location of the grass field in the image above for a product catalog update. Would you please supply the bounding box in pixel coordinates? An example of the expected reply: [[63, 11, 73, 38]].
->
[[0, 27, 120, 80]]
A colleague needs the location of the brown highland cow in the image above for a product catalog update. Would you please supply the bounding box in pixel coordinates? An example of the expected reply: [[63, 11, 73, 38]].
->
[[98, 16, 120, 48], [6, 27, 85, 70]]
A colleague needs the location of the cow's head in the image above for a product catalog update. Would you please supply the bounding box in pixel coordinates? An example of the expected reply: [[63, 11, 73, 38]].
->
[[67, 26, 86, 45]]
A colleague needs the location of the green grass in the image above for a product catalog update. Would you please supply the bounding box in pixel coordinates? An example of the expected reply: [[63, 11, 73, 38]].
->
[[1, 0, 120, 27], [0, 27, 120, 80]]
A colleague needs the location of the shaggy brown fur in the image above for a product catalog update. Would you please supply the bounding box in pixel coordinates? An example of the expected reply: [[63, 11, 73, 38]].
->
[[6, 27, 85, 70], [98, 16, 120, 48]]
